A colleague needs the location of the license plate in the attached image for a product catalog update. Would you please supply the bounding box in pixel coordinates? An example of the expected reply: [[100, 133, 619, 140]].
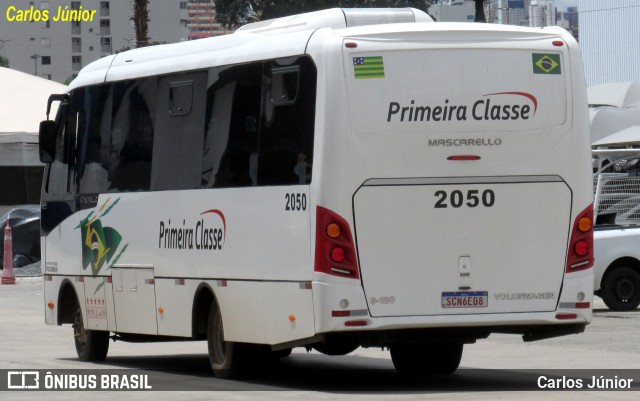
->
[[441, 291, 488, 308]]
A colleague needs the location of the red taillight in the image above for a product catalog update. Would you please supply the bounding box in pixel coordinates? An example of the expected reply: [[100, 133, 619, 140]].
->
[[330, 247, 346, 263], [315, 207, 359, 279], [565, 204, 593, 273], [574, 241, 589, 257]]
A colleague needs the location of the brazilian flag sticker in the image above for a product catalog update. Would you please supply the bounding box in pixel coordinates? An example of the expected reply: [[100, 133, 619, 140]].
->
[[532, 53, 561, 75], [76, 197, 126, 277], [81, 219, 123, 276]]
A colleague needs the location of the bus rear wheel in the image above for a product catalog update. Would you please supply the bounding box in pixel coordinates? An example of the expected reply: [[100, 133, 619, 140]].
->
[[390, 343, 463, 377], [72, 304, 109, 362], [207, 304, 246, 379]]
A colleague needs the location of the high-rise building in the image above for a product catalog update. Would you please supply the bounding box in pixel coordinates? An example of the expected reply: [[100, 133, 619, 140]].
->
[[495, 0, 528, 26], [0, 1, 196, 83], [428, 1, 476, 22], [529, 0, 556, 27], [187, 0, 230, 40], [565, 6, 578, 28]]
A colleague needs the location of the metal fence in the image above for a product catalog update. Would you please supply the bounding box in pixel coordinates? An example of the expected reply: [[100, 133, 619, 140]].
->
[[594, 174, 640, 225]]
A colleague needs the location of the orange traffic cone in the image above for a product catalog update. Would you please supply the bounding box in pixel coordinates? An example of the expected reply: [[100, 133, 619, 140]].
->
[[2, 221, 16, 285]]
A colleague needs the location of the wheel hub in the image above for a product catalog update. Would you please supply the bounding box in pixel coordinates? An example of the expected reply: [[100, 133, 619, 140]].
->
[[615, 278, 636, 301]]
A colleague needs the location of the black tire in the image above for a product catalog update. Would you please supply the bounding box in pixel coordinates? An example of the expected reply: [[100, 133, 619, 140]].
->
[[207, 304, 246, 379], [601, 267, 640, 311], [273, 347, 292, 358], [312, 340, 359, 356], [390, 343, 463, 377], [72, 304, 109, 362]]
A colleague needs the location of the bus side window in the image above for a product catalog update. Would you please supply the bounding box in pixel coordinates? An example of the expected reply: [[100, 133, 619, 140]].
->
[[77, 85, 111, 195], [109, 79, 155, 192], [202, 81, 236, 187], [201, 58, 315, 189], [204, 63, 262, 188], [151, 72, 206, 191], [257, 57, 316, 186]]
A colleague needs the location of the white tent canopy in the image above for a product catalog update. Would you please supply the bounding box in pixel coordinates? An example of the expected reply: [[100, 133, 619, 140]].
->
[[592, 125, 640, 147], [589, 81, 640, 146], [590, 106, 640, 144], [588, 81, 640, 108], [0, 67, 66, 166]]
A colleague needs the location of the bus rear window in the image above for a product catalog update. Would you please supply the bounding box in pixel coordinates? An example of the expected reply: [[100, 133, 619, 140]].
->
[[347, 48, 568, 134]]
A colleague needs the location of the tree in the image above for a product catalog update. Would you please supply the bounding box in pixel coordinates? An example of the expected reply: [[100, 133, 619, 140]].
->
[[473, 0, 486, 22], [0, 55, 9, 68], [215, 1, 436, 29], [132, 0, 150, 48]]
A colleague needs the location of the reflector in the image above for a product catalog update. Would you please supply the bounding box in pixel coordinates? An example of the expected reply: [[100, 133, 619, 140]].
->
[[447, 155, 481, 161], [556, 313, 577, 320], [345, 320, 367, 327]]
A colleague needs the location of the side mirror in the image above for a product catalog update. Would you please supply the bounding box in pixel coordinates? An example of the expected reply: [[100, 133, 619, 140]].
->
[[39, 120, 56, 164], [40, 93, 69, 164]]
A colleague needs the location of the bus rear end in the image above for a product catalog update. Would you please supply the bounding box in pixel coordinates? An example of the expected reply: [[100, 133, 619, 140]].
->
[[308, 23, 593, 373]]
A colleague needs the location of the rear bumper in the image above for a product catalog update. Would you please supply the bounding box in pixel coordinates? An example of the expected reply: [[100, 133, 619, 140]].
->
[[312, 322, 587, 348], [312, 273, 593, 340]]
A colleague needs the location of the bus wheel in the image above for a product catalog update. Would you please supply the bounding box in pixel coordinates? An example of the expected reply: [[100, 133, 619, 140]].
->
[[72, 304, 109, 362], [207, 304, 245, 379], [312, 340, 359, 356], [390, 343, 463, 377], [601, 267, 640, 311], [273, 348, 292, 358]]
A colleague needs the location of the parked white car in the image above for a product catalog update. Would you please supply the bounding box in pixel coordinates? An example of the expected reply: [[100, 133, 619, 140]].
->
[[593, 226, 640, 311]]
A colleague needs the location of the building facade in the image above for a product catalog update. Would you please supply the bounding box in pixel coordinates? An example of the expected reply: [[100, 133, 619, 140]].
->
[[495, 0, 529, 26], [0, 1, 229, 83], [565, 6, 578, 28], [428, 0, 476, 22], [430, 0, 535, 24], [579, 0, 640, 85], [187, 0, 230, 40], [529, 0, 556, 27]]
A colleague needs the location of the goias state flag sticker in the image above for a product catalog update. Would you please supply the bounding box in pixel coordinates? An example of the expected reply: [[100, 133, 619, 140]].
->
[[353, 56, 385, 79]]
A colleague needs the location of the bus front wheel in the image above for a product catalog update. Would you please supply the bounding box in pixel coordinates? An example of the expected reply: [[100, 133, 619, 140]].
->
[[207, 304, 246, 379], [390, 343, 463, 377], [72, 304, 109, 362]]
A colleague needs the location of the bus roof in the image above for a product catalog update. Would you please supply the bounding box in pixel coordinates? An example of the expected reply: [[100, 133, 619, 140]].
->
[[68, 8, 432, 90], [68, 8, 573, 91]]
